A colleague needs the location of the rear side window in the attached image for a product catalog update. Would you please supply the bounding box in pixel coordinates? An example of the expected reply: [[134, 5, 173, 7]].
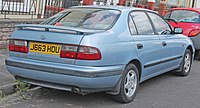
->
[[170, 10, 200, 23], [128, 16, 137, 35], [130, 12, 154, 35], [148, 12, 171, 35]]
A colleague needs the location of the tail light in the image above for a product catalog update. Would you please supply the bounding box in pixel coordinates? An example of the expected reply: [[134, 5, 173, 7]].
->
[[188, 29, 200, 37], [77, 46, 101, 60], [9, 39, 28, 53], [60, 45, 78, 59], [60, 44, 101, 60]]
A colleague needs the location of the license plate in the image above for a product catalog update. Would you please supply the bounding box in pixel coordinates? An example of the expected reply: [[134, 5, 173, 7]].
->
[[29, 42, 61, 55]]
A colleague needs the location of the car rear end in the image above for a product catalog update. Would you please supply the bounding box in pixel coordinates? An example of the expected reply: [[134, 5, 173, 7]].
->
[[187, 27, 200, 59], [5, 7, 123, 94], [164, 8, 200, 50]]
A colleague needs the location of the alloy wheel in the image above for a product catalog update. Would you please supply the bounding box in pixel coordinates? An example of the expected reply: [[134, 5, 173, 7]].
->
[[184, 53, 191, 73], [124, 70, 137, 97]]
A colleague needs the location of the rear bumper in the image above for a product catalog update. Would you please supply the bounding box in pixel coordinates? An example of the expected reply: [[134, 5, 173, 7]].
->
[[190, 34, 200, 50], [6, 57, 124, 93]]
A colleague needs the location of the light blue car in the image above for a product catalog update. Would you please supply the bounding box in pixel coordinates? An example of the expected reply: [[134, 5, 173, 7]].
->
[[6, 6, 194, 103]]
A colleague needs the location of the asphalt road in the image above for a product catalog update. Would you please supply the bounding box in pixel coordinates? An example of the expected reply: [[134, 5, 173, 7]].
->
[[1, 60, 200, 108]]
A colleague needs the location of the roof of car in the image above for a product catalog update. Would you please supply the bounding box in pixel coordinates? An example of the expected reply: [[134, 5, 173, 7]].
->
[[169, 8, 200, 13], [71, 5, 150, 12]]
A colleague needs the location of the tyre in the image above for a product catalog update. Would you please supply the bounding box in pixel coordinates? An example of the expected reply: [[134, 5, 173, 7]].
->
[[111, 64, 139, 103], [177, 49, 192, 76], [195, 50, 200, 60]]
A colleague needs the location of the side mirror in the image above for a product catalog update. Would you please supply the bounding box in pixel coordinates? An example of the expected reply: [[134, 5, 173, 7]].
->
[[173, 27, 183, 34]]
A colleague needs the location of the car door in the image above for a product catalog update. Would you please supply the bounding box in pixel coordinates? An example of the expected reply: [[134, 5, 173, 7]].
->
[[129, 11, 163, 80], [147, 12, 184, 70]]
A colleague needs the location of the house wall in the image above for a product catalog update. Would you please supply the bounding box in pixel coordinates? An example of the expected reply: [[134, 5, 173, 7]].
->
[[194, 0, 200, 8]]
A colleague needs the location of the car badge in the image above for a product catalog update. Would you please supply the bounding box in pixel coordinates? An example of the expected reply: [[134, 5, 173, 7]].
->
[[40, 35, 46, 40]]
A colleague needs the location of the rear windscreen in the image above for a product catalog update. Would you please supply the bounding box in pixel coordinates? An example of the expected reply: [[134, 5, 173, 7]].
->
[[46, 8, 121, 30], [170, 10, 200, 23]]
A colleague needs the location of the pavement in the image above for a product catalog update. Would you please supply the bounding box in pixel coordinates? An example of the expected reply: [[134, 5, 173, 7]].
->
[[0, 48, 15, 96], [0, 18, 46, 96]]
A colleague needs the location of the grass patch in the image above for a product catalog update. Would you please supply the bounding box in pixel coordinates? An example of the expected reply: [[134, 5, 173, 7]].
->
[[0, 90, 5, 98], [16, 80, 30, 93]]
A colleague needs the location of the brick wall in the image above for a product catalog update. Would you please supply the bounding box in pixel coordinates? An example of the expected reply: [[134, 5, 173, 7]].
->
[[0, 19, 44, 49]]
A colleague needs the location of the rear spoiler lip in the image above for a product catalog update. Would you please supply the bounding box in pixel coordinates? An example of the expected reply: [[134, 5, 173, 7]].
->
[[15, 24, 106, 35]]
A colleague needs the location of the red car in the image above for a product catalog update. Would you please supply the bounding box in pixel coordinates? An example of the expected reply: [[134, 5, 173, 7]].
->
[[164, 8, 200, 59]]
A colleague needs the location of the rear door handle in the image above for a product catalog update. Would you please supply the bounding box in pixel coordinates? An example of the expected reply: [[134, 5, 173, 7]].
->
[[137, 43, 143, 49], [162, 41, 167, 46]]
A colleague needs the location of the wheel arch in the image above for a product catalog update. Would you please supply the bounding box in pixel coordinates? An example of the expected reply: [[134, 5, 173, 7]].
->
[[128, 59, 142, 81], [187, 45, 194, 55]]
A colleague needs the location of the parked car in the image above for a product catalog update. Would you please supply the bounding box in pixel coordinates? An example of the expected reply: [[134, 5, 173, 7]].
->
[[6, 6, 194, 103], [164, 8, 200, 59]]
